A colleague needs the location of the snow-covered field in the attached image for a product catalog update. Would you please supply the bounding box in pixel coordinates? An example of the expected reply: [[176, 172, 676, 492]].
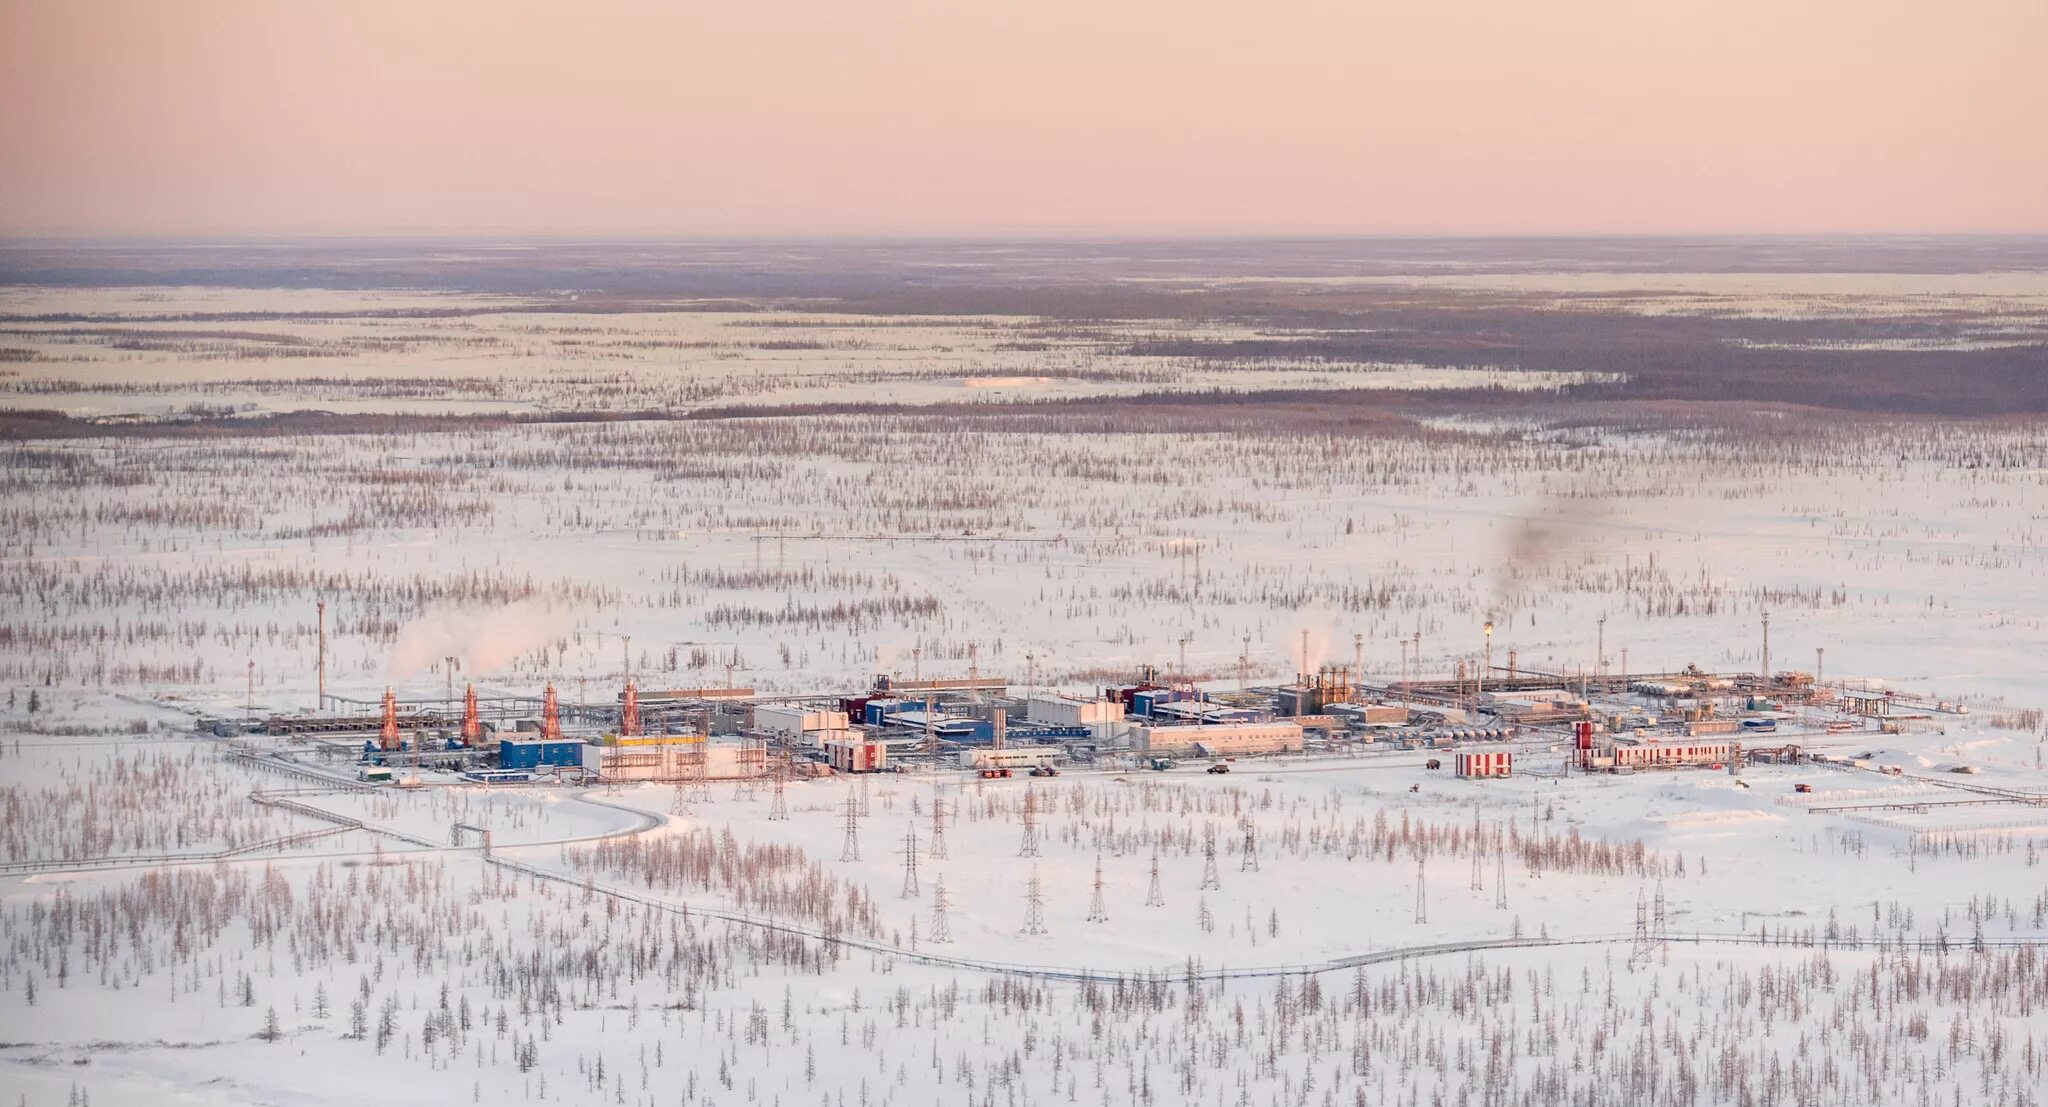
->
[[3, 273, 2047, 1105]]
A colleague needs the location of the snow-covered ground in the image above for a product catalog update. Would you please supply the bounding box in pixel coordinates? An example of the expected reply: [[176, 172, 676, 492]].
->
[[3, 278, 2046, 1105]]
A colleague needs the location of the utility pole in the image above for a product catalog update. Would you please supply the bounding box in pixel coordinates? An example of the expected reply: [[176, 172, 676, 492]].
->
[[930, 873, 952, 943], [1178, 633, 1191, 687], [1086, 854, 1108, 923], [900, 821, 921, 899], [1146, 847, 1164, 907], [912, 646, 921, 683], [246, 658, 255, 720], [1021, 866, 1048, 936], [1025, 650, 1036, 692], [315, 600, 327, 713], [1018, 785, 1042, 857], [768, 754, 788, 821], [1597, 614, 1607, 682], [1414, 853, 1428, 925], [444, 655, 457, 722], [840, 789, 861, 862], [1760, 610, 1771, 689], [1239, 636, 1251, 691], [1494, 835, 1509, 911], [1816, 647, 1825, 688], [1352, 633, 1363, 684], [928, 789, 948, 860]]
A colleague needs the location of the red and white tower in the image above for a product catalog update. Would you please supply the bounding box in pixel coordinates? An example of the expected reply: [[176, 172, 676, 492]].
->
[[541, 682, 562, 742], [620, 680, 641, 738], [379, 686, 401, 751], [460, 683, 483, 746]]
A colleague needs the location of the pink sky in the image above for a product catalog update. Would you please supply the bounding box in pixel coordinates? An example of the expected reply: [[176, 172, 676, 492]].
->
[[2, 0, 2043, 236]]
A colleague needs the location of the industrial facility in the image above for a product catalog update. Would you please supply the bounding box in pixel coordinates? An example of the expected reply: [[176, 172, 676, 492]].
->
[[215, 611, 1955, 793]]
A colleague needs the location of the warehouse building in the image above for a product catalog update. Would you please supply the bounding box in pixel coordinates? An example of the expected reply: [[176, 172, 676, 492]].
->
[[1454, 748, 1514, 778], [1027, 694, 1125, 728], [1611, 738, 1738, 770], [755, 706, 852, 747], [1133, 721, 1304, 757], [824, 737, 889, 773]]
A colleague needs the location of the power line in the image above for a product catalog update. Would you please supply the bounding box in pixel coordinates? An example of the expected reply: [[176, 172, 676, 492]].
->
[[927, 789, 948, 860], [900, 820, 921, 899], [929, 872, 952, 944], [1086, 854, 1108, 923], [1021, 866, 1048, 936], [840, 788, 861, 863], [1018, 785, 1042, 858]]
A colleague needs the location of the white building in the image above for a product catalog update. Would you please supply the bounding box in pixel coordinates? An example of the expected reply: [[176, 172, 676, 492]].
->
[[1028, 694, 1125, 727], [958, 747, 1060, 771], [1133, 721, 1303, 757], [755, 705, 851, 747]]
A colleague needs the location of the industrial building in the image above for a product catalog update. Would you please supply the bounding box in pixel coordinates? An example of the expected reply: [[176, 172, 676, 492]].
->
[[499, 738, 596, 772], [1454, 748, 1514, 778], [755, 706, 851, 746], [824, 737, 888, 773], [959, 746, 1060, 772], [1478, 690, 1589, 723], [1026, 693, 1124, 729], [1610, 738, 1738, 770], [1133, 721, 1304, 757]]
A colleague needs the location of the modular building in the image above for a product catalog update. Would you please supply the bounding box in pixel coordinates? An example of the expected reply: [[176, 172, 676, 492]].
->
[[756, 706, 850, 741], [499, 739, 595, 772], [959, 746, 1060, 772], [1611, 739, 1738, 770], [825, 738, 889, 773], [1454, 748, 1514, 778], [1134, 721, 1304, 757], [1027, 694, 1125, 727], [1328, 703, 1411, 726]]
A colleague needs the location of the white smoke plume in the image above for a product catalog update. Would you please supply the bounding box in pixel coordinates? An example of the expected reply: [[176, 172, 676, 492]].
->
[[388, 599, 574, 680]]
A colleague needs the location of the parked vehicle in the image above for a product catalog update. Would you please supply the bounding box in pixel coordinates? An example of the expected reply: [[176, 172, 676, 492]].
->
[[1205, 763, 1230, 775], [977, 768, 1014, 779], [1793, 782, 1813, 793], [1029, 765, 1061, 777], [1424, 758, 1442, 770], [1148, 758, 1178, 771]]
